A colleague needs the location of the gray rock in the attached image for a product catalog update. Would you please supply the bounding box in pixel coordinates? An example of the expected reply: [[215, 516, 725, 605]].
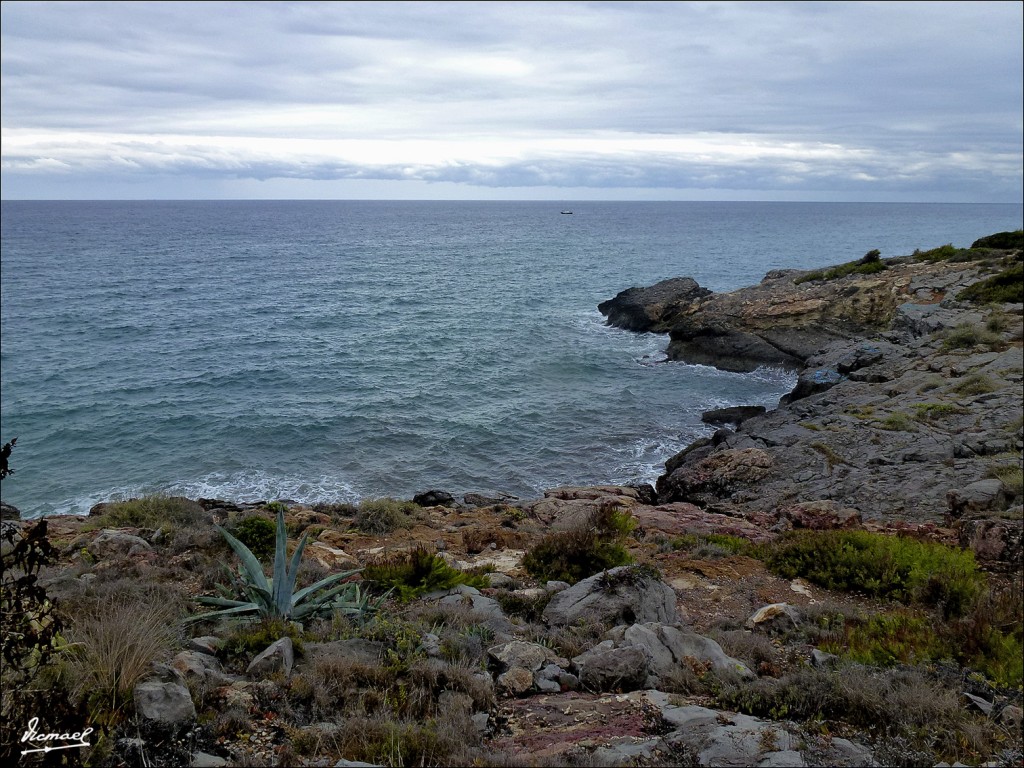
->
[[572, 644, 651, 692], [947, 479, 1008, 519], [191, 752, 228, 767], [702, 405, 768, 426], [88, 529, 152, 559], [746, 603, 802, 633], [496, 666, 534, 696], [488, 640, 565, 672], [134, 678, 196, 724], [542, 566, 677, 627], [598, 276, 712, 333], [604, 623, 754, 685], [172, 651, 234, 685], [246, 637, 294, 678], [187, 636, 222, 656], [413, 489, 456, 507], [0, 502, 21, 521], [437, 585, 514, 634]]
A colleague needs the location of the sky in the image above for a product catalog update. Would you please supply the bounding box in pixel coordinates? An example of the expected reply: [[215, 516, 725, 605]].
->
[[1, 1, 1021, 202]]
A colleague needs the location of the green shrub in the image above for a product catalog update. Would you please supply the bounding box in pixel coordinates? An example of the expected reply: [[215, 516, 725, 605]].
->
[[353, 498, 418, 535], [521, 502, 635, 584], [232, 515, 277, 561], [220, 617, 305, 664], [913, 243, 961, 263], [762, 530, 984, 618], [957, 262, 1024, 305], [363, 546, 487, 601]]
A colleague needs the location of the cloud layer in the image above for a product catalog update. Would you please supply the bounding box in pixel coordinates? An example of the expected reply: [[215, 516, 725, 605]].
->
[[2, 1, 1021, 200]]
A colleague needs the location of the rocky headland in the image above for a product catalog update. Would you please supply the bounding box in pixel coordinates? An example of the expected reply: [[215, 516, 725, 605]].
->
[[2, 233, 1022, 768]]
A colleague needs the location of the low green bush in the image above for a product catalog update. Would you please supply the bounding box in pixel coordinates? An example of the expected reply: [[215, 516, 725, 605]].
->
[[232, 515, 277, 561], [353, 498, 418, 535], [912, 402, 967, 422], [521, 502, 635, 584], [794, 253, 888, 284], [363, 546, 487, 601], [762, 530, 984, 618], [952, 373, 998, 396], [670, 532, 754, 558]]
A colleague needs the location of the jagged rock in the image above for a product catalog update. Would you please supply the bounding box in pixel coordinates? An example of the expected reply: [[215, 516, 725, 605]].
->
[[542, 566, 677, 627], [306, 541, 359, 569], [780, 500, 862, 530], [497, 666, 535, 696], [810, 649, 841, 668], [630, 501, 775, 541], [463, 491, 518, 507], [598, 276, 712, 333], [656, 448, 773, 505], [246, 637, 294, 678], [88, 529, 152, 559], [488, 640, 567, 673], [702, 405, 768, 426], [304, 638, 386, 664], [746, 603, 802, 633], [0, 501, 21, 520], [172, 651, 234, 685], [543, 485, 642, 501], [436, 585, 514, 635], [187, 636, 222, 656], [946, 479, 1008, 519], [413, 489, 457, 507], [602, 623, 753, 686], [572, 643, 651, 692], [956, 518, 1023, 570]]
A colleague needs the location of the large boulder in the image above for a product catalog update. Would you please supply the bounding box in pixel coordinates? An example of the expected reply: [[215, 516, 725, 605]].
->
[[542, 566, 677, 627], [598, 277, 713, 333], [657, 448, 773, 505]]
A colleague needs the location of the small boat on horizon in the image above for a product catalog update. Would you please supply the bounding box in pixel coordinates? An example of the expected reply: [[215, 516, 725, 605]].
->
[[560, 210, 573, 214]]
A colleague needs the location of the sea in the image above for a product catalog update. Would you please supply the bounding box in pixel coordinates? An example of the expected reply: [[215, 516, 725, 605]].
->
[[1, 200, 1021, 518]]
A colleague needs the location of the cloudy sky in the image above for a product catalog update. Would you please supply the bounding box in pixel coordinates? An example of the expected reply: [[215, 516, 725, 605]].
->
[[1, 1, 1021, 201]]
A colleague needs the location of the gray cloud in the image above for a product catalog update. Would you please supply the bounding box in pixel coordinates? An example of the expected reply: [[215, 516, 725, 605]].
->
[[2, 1, 1021, 200]]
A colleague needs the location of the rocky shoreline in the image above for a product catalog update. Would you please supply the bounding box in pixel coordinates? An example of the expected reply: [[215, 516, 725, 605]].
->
[[1, 232, 1022, 768]]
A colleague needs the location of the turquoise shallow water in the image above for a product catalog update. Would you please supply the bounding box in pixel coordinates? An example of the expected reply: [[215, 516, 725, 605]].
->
[[1, 200, 1021, 517]]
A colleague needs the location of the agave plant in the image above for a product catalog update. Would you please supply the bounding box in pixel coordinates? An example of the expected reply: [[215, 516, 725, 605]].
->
[[188, 507, 382, 623]]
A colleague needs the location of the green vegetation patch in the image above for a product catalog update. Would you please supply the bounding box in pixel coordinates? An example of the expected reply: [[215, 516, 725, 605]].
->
[[353, 498, 419, 535], [794, 250, 888, 284], [877, 411, 916, 432], [363, 546, 488, 601], [89, 494, 207, 531], [957, 261, 1024, 305], [522, 502, 635, 584], [231, 515, 277, 560], [941, 322, 1004, 351], [762, 530, 983, 618], [951, 373, 999, 396], [670, 532, 755, 558], [971, 230, 1024, 250], [912, 402, 968, 422]]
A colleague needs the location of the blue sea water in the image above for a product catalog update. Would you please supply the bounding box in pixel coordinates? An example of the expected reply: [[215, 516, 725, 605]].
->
[[1, 200, 1021, 518]]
